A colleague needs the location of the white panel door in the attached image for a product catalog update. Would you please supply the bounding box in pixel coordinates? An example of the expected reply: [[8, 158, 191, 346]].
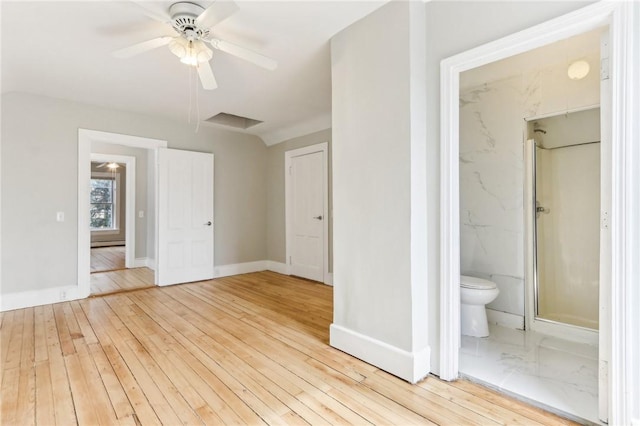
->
[[290, 151, 324, 282], [157, 148, 214, 286]]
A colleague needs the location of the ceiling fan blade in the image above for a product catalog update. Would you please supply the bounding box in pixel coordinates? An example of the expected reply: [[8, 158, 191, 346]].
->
[[113, 36, 174, 59], [97, 162, 108, 168], [197, 61, 218, 90], [128, 1, 171, 23], [208, 38, 277, 71], [196, 0, 239, 30]]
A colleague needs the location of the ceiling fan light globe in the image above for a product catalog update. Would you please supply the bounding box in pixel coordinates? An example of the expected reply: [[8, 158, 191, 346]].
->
[[168, 37, 189, 58], [196, 49, 213, 63], [180, 56, 198, 66]]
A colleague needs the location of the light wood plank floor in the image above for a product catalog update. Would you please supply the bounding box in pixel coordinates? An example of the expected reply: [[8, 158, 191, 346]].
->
[[90, 246, 126, 273], [0, 271, 577, 425], [90, 267, 155, 297]]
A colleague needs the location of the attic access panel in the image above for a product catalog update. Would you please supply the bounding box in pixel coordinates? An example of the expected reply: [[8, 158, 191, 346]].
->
[[205, 112, 263, 129]]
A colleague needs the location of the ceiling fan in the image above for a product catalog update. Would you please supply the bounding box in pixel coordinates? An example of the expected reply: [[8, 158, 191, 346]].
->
[[113, 1, 278, 90]]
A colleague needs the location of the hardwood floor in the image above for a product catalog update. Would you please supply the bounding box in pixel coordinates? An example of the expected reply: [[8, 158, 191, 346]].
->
[[90, 267, 155, 296], [0, 272, 577, 425], [90, 246, 126, 273]]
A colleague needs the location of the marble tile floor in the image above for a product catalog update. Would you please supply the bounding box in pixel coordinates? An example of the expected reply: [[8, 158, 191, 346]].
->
[[460, 324, 600, 425]]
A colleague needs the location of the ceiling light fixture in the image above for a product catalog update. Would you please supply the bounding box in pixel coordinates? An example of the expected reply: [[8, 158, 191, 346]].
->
[[567, 60, 590, 80], [168, 37, 213, 66], [106, 162, 120, 170]]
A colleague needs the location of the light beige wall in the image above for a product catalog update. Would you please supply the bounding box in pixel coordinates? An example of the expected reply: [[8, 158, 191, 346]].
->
[[1, 92, 267, 294], [331, 1, 429, 379], [266, 128, 332, 270]]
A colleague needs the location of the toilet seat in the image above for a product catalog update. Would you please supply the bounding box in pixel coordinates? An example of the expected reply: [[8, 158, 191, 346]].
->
[[460, 275, 497, 290]]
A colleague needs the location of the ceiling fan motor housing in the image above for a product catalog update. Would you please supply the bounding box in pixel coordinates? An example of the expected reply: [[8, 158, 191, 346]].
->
[[170, 2, 209, 40]]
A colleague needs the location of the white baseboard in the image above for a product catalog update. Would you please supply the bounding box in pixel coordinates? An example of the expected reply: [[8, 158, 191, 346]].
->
[[263, 260, 333, 286], [324, 272, 333, 286], [1, 260, 322, 312], [133, 257, 156, 270], [486, 308, 524, 330], [214, 261, 269, 278], [1, 285, 84, 312], [330, 323, 430, 383], [90, 241, 125, 248], [265, 261, 289, 275]]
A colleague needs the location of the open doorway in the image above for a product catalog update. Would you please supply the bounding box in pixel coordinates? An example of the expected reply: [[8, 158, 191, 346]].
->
[[89, 155, 133, 273], [456, 26, 603, 420], [78, 130, 168, 297], [88, 152, 154, 295], [438, 3, 638, 425]]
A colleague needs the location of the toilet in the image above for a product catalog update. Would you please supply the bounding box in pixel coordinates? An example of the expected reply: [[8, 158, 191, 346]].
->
[[460, 275, 500, 337]]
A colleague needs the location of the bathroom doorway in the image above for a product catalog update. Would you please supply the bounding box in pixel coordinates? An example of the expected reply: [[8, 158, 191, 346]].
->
[[525, 108, 601, 338], [455, 26, 605, 423]]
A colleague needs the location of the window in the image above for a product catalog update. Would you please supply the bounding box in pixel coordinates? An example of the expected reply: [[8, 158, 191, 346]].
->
[[90, 178, 117, 230]]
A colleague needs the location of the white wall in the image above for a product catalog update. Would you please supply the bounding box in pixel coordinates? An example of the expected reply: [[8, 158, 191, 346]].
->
[[330, 0, 429, 383], [459, 58, 599, 319], [1, 92, 267, 295]]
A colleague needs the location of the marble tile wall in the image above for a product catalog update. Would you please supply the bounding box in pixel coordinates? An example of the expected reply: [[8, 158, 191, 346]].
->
[[459, 61, 599, 317]]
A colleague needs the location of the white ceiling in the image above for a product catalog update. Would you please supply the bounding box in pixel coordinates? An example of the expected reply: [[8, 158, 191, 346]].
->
[[1, 1, 388, 145], [460, 28, 603, 91]]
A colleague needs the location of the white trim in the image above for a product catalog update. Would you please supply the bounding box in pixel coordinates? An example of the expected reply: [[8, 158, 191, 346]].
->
[[213, 261, 267, 279], [91, 241, 126, 248], [609, 3, 640, 424], [324, 272, 333, 286], [486, 309, 524, 330], [529, 318, 598, 346], [78, 129, 167, 298], [133, 257, 155, 270], [1, 285, 83, 312], [91, 154, 135, 269], [0, 260, 320, 311], [265, 261, 288, 275], [265, 260, 332, 286], [329, 323, 430, 384], [439, 2, 640, 424], [284, 142, 330, 284]]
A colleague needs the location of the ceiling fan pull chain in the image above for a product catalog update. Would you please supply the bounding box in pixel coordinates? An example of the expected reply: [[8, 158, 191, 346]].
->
[[195, 69, 201, 133], [188, 65, 193, 124]]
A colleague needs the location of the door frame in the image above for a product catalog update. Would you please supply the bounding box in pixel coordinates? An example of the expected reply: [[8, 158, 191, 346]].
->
[[439, 2, 639, 425], [77, 129, 167, 298], [285, 142, 330, 285], [89, 153, 136, 270]]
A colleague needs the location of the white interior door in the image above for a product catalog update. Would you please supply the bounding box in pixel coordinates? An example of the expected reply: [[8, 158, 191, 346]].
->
[[289, 150, 325, 282], [157, 148, 214, 286]]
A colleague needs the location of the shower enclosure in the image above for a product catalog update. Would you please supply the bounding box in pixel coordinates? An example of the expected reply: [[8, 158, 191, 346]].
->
[[525, 108, 601, 337]]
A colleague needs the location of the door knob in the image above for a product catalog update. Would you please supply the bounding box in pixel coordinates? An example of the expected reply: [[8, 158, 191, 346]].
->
[[313, 216, 323, 220], [205, 221, 212, 226]]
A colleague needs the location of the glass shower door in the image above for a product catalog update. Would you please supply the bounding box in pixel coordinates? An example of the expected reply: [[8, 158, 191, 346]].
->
[[534, 142, 600, 330]]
